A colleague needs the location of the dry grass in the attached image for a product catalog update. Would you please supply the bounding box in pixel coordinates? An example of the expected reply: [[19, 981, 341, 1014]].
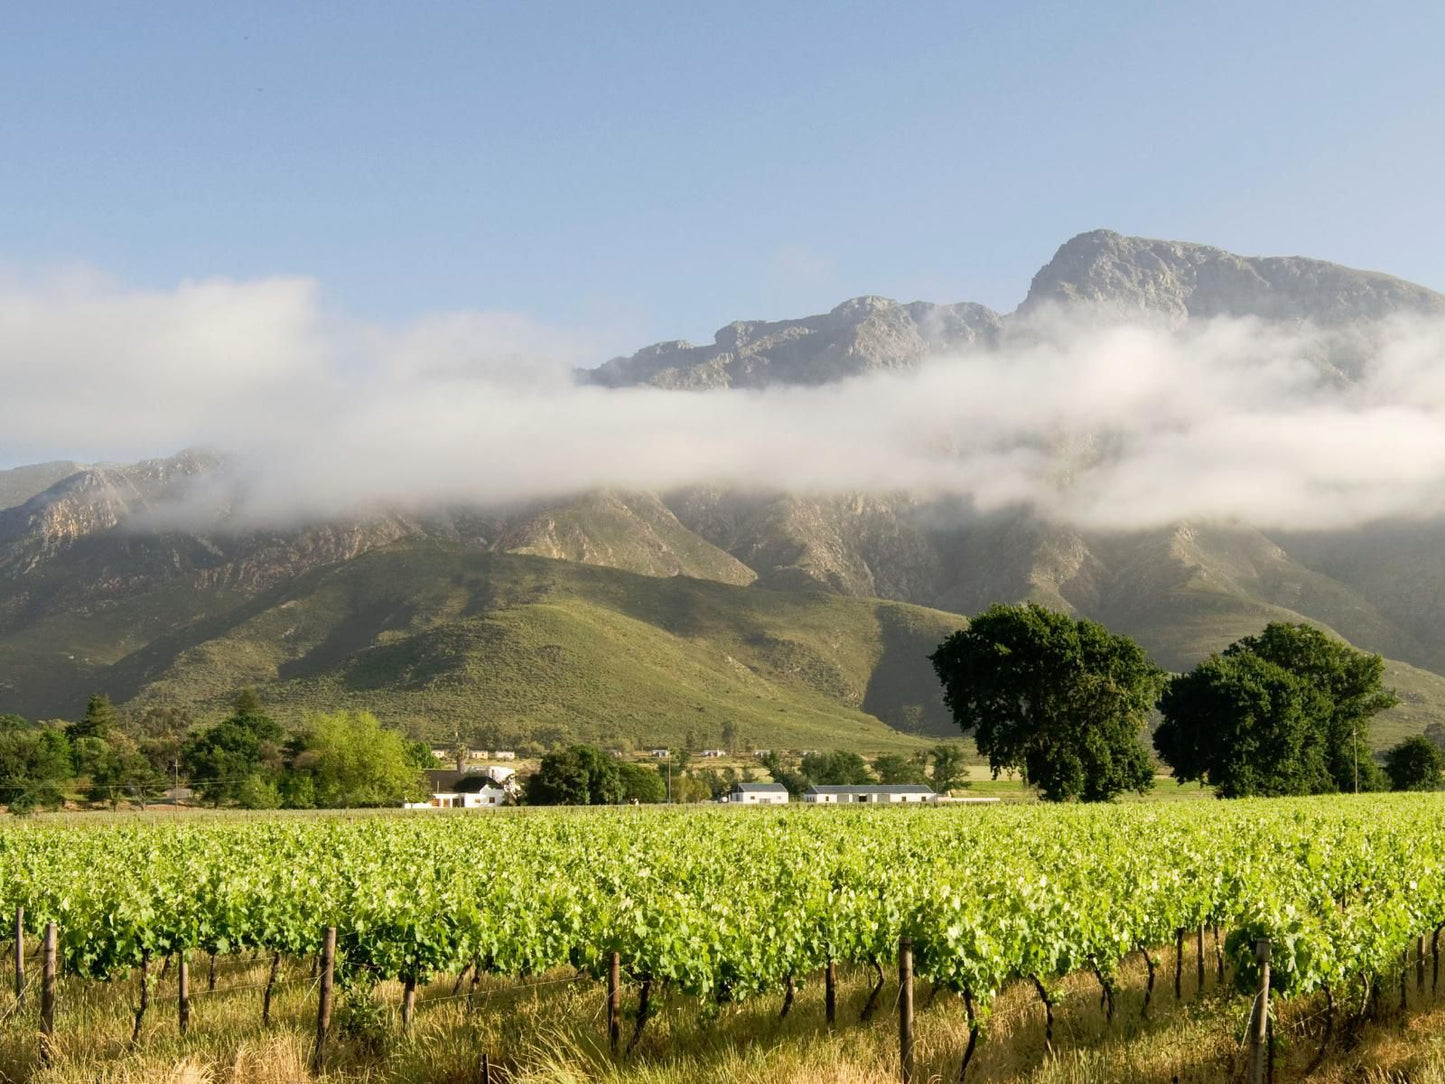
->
[[6, 945, 1445, 1083]]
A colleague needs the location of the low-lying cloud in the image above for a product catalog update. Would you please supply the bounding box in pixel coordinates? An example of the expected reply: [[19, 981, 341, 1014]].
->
[[2, 265, 1444, 532]]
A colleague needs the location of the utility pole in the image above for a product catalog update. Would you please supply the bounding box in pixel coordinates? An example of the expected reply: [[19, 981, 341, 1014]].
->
[[1354, 719, 1359, 794]]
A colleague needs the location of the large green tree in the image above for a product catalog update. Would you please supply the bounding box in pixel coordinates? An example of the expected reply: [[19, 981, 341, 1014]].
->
[[281, 711, 426, 808], [617, 760, 666, 803], [1155, 623, 1396, 798], [180, 692, 285, 806], [523, 745, 625, 805], [0, 715, 72, 814], [930, 603, 1161, 802], [1155, 653, 1333, 798], [1227, 623, 1396, 792]]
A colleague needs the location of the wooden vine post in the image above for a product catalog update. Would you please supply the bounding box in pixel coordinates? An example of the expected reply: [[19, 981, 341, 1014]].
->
[[1174, 927, 1185, 999], [607, 952, 620, 1053], [39, 922, 56, 1065], [825, 959, 837, 1027], [13, 905, 23, 1002], [898, 936, 914, 1084], [177, 950, 190, 1035], [312, 926, 336, 1074], [1249, 940, 1272, 1084], [1196, 923, 1206, 996]]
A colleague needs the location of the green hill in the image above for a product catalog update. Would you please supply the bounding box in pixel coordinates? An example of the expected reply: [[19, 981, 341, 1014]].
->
[[6, 542, 963, 750]]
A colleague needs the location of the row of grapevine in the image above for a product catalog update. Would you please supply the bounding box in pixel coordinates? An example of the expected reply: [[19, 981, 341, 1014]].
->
[[3, 795, 1444, 1073]]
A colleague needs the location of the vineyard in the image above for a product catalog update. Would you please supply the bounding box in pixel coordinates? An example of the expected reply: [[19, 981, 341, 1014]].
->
[[3, 796, 1445, 1082]]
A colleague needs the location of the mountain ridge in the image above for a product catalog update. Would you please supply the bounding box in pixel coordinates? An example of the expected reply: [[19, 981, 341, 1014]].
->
[[4, 229, 1444, 746]]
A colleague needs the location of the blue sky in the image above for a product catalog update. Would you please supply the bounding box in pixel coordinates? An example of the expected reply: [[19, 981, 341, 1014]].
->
[[3, 1, 1443, 356]]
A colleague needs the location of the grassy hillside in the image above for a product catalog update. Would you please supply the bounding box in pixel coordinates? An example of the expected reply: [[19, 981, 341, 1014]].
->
[[66, 543, 965, 749]]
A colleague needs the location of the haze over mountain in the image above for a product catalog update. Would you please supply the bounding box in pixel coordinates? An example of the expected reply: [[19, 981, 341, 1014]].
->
[[3, 230, 1445, 746]]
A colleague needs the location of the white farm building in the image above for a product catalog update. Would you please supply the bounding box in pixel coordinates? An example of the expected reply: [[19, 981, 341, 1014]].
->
[[803, 784, 936, 804], [726, 782, 790, 805]]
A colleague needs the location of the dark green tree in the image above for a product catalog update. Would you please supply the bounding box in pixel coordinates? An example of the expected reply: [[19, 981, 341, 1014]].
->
[[0, 715, 72, 814], [930, 603, 1161, 802], [759, 751, 808, 797], [801, 750, 873, 785], [523, 744, 624, 805], [1384, 735, 1445, 792], [1226, 623, 1397, 793], [617, 760, 666, 803], [1155, 653, 1334, 798], [66, 694, 118, 742], [84, 732, 166, 810], [872, 753, 927, 785], [180, 699, 285, 806]]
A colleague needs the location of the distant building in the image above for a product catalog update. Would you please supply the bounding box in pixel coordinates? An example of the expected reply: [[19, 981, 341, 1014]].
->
[[490, 751, 517, 761], [727, 782, 789, 805], [753, 750, 771, 758], [408, 770, 512, 810], [699, 749, 727, 758], [649, 749, 671, 758], [803, 784, 936, 805]]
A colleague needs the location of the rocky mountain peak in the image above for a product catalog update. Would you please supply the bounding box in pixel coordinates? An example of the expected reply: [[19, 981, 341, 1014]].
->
[[587, 295, 1002, 390], [1022, 229, 1445, 323]]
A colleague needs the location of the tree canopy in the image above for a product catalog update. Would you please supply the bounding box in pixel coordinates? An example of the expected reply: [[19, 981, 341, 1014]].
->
[[801, 750, 873, 786], [930, 603, 1161, 802], [524, 744, 624, 805], [281, 710, 426, 808], [1384, 735, 1444, 792], [1155, 623, 1396, 798], [180, 693, 285, 806]]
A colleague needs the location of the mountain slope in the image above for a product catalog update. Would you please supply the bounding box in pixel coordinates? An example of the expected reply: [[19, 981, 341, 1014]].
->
[[3, 542, 961, 749], [0, 461, 87, 512]]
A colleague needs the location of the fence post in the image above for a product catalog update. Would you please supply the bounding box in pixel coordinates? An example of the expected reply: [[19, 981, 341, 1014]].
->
[[898, 936, 914, 1084], [1249, 940, 1271, 1084], [13, 906, 23, 1002], [607, 952, 620, 1054], [39, 922, 56, 1064], [311, 927, 336, 1074], [825, 959, 837, 1027]]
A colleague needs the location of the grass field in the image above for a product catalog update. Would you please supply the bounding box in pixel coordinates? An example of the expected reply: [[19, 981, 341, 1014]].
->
[[8, 934, 1445, 1083]]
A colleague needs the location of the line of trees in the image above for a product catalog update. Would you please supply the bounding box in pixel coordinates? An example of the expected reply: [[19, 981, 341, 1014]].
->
[[0, 691, 431, 814], [931, 603, 1423, 802], [520, 743, 972, 806], [759, 745, 968, 798]]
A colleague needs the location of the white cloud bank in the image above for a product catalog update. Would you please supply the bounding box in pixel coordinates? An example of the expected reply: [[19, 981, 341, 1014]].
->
[[1, 266, 1444, 532]]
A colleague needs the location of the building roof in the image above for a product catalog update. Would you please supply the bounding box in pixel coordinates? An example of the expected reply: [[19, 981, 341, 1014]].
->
[[805, 784, 935, 795], [732, 782, 788, 793]]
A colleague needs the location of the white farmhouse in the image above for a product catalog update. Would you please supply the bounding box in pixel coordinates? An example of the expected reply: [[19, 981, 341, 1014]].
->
[[406, 770, 512, 810], [726, 782, 790, 805], [803, 784, 936, 805]]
